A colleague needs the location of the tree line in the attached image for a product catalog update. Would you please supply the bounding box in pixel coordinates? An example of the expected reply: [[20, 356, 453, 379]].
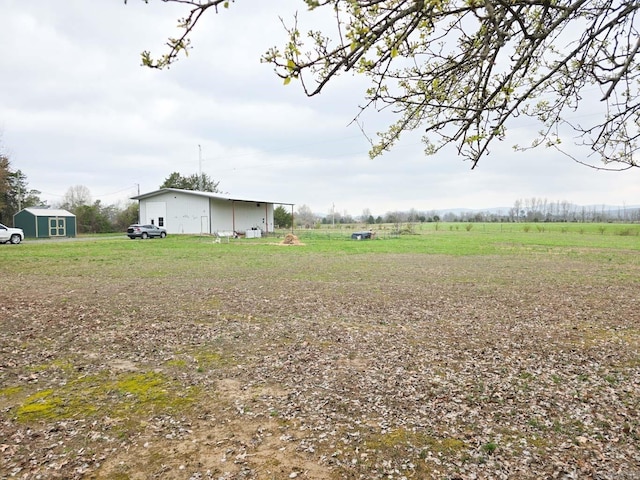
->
[[56, 185, 139, 234], [0, 154, 43, 225], [278, 200, 640, 229], [42, 170, 221, 234], [0, 154, 138, 233], [0, 168, 223, 234]]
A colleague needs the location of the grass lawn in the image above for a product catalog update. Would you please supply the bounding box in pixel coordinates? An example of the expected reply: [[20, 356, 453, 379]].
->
[[0, 225, 639, 479]]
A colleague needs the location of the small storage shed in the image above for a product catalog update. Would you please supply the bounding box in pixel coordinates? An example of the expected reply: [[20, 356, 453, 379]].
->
[[14, 207, 77, 238]]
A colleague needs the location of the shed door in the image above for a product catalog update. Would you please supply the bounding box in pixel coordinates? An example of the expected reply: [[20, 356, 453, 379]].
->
[[49, 217, 66, 237]]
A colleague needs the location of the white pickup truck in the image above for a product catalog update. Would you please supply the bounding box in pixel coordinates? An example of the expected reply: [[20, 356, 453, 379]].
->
[[0, 223, 24, 244]]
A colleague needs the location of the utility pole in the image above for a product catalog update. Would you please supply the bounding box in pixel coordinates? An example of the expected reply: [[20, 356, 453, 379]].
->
[[134, 183, 140, 223], [15, 182, 23, 212]]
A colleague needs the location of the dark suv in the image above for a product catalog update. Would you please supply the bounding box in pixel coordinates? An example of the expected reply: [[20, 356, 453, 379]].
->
[[127, 224, 167, 239]]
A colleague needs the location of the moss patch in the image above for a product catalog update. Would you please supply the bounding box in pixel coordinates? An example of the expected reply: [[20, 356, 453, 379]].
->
[[0, 385, 24, 397], [339, 428, 471, 478], [366, 428, 467, 455], [15, 371, 199, 423]]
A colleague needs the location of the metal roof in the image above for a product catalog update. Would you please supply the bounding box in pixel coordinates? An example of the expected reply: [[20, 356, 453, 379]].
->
[[131, 188, 294, 206], [23, 207, 76, 217]]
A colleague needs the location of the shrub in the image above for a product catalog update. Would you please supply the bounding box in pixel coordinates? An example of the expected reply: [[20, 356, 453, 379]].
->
[[482, 442, 498, 455]]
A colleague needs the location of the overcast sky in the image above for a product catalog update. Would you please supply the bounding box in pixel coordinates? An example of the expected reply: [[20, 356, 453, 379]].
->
[[1, 1, 638, 217]]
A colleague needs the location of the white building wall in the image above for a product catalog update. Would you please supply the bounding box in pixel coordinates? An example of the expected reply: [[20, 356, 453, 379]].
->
[[145, 202, 167, 227], [142, 191, 209, 234], [210, 198, 233, 233], [229, 201, 274, 234]]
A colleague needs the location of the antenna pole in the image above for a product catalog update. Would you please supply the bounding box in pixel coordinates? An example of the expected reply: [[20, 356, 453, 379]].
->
[[198, 145, 203, 191]]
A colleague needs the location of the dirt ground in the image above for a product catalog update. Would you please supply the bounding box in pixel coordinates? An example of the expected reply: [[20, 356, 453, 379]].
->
[[1, 252, 639, 479]]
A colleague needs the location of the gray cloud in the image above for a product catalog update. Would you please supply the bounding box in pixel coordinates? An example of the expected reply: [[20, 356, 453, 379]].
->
[[1, 1, 638, 216]]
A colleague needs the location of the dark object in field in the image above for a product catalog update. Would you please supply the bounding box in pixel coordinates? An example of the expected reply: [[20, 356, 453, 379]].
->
[[351, 231, 374, 240]]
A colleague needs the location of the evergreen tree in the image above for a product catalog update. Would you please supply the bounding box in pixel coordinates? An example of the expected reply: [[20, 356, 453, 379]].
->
[[160, 172, 221, 192]]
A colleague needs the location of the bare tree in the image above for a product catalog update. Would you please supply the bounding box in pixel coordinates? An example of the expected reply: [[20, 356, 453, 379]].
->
[[513, 199, 523, 222], [384, 210, 405, 233], [360, 207, 372, 223], [60, 185, 92, 211], [561, 201, 571, 222], [295, 204, 317, 227]]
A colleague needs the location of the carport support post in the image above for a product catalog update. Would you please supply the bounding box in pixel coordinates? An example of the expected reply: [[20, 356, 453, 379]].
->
[[232, 200, 236, 234], [291, 205, 294, 234]]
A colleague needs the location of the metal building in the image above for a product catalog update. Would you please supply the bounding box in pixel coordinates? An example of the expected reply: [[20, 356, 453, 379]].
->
[[131, 188, 293, 236], [14, 207, 77, 238]]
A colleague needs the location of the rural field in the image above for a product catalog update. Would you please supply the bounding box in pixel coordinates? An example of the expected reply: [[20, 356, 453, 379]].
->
[[1, 224, 639, 480]]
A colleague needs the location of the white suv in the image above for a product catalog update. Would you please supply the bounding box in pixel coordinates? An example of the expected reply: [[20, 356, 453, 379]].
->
[[0, 223, 24, 244]]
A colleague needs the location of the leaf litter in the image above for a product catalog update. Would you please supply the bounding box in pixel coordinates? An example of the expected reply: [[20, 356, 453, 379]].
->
[[0, 252, 638, 479]]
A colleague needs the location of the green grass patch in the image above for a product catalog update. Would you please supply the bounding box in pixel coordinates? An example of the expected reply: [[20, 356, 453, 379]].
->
[[6, 222, 639, 263], [366, 427, 468, 455], [352, 428, 469, 478], [3, 224, 639, 287]]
